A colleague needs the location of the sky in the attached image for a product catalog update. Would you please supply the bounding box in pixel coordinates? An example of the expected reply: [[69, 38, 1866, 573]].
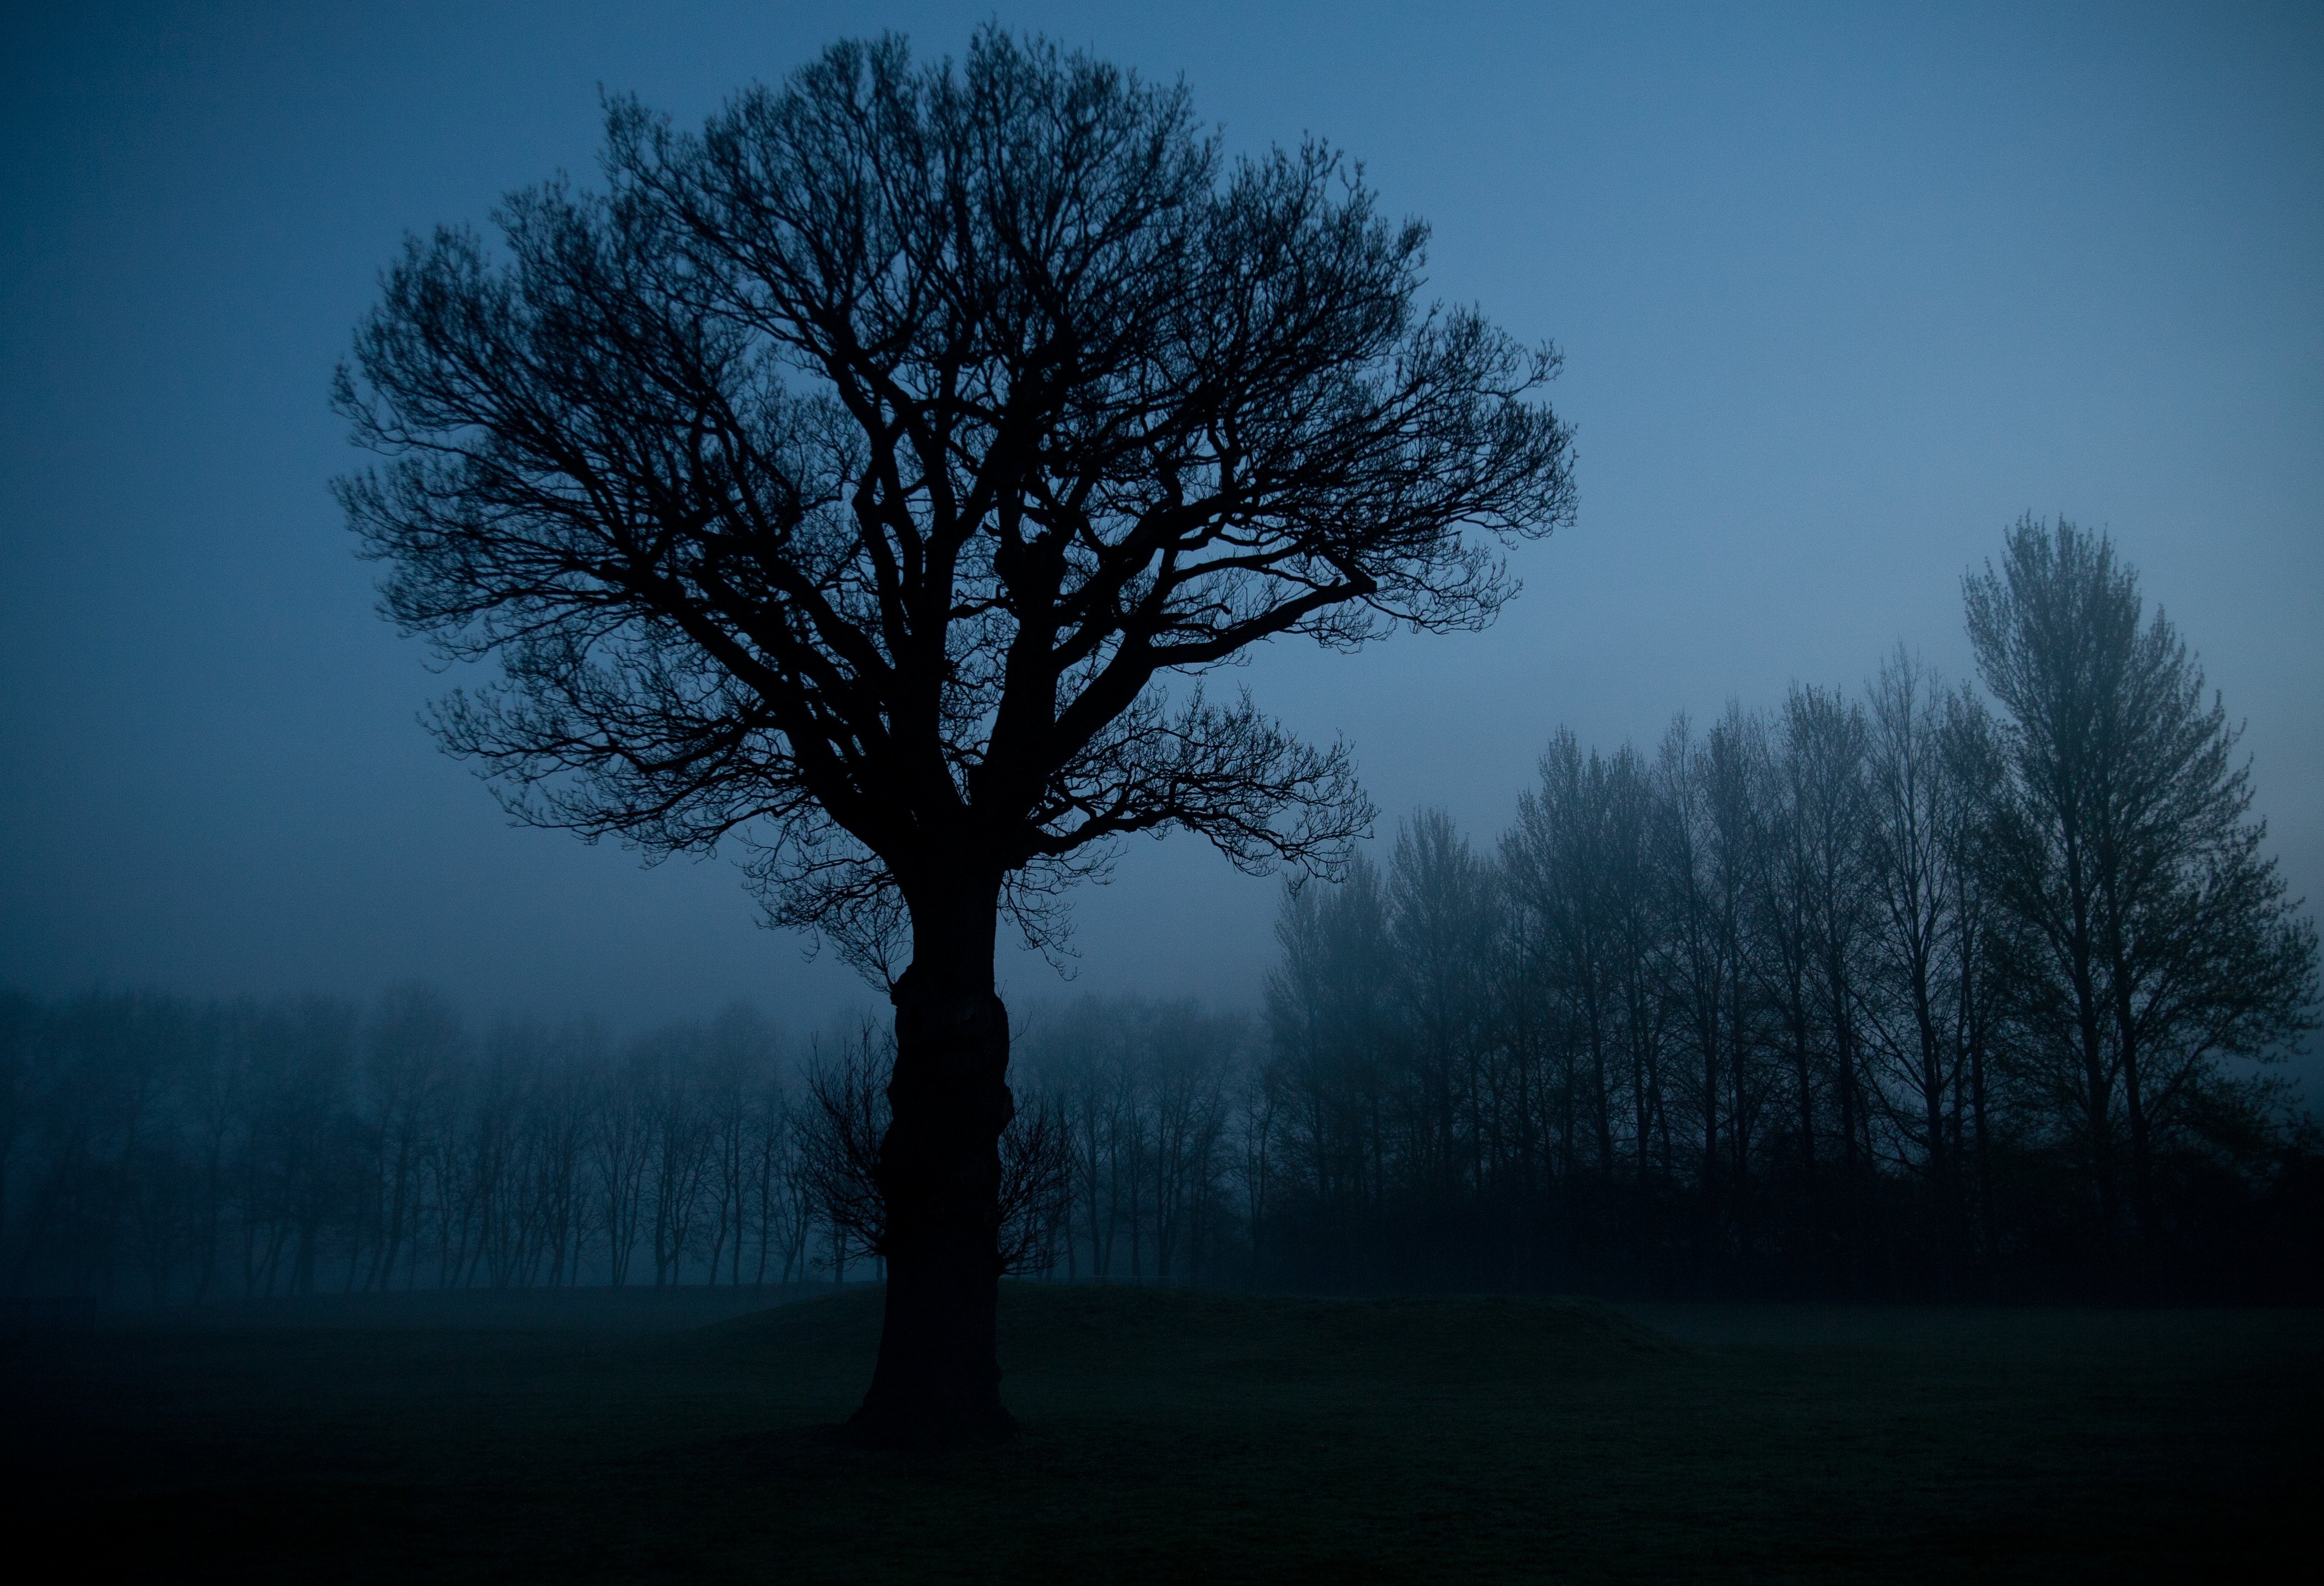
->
[[2, 1, 2318, 1044]]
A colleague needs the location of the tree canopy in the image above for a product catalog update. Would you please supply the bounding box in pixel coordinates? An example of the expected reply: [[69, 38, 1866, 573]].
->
[[337, 26, 1576, 1444], [335, 29, 1575, 983]]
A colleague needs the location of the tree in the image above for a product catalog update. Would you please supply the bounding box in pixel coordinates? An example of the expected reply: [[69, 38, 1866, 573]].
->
[[1936, 686, 2009, 1269], [1265, 854, 1399, 1257], [1964, 516, 2317, 1261], [1388, 809, 1501, 1206], [1861, 652, 1972, 1283], [800, 1024, 892, 1280], [336, 30, 1573, 1440], [355, 986, 459, 1292], [1779, 684, 1876, 1283]]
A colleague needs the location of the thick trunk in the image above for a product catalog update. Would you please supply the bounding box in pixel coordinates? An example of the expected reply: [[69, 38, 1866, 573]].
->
[[850, 885, 1016, 1446]]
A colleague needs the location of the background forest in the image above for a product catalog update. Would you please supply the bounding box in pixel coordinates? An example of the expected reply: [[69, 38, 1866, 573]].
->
[[6, 521, 2316, 1306]]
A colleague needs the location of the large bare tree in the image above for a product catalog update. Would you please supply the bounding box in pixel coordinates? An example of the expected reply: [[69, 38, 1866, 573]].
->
[[335, 30, 1575, 1441]]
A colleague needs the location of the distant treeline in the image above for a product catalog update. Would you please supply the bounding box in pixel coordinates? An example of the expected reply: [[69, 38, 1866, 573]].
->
[[1235, 520, 2320, 1301], [0, 991, 814, 1305], [0, 980, 1225, 1306], [3, 520, 2316, 1305]]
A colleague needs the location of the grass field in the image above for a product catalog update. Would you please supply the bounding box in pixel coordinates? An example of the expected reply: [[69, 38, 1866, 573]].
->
[[6, 1284, 2317, 1582]]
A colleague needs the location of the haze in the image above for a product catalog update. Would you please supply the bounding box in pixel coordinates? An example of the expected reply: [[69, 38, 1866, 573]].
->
[[3, 1, 2317, 1049]]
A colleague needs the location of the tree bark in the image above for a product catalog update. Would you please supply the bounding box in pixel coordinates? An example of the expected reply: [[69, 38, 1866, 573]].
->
[[850, 885, 1018, 1446]]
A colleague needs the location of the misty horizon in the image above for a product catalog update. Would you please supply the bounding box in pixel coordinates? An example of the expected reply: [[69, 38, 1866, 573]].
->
[[4, 3, 2317, 1052], [7, 9, 2321, 1573]]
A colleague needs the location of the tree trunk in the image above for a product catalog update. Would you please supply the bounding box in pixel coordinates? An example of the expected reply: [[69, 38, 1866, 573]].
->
[[850, 887, 1016, 1446], [2118, 1016, 2157, 1247]]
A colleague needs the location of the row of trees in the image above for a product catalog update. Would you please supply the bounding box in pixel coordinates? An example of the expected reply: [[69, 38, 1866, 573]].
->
[[1011, 520, 2320, 1298], [0, 989, 849, 1305], [6, 522, 2315, 1304], [0, 955, 1267, 1307], [1241, 521, 2316, 1298]]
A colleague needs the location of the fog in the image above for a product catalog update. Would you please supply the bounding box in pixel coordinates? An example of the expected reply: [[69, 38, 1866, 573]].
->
[[7, 12, 2321, 1576], [4, 4, 2316, 1060]]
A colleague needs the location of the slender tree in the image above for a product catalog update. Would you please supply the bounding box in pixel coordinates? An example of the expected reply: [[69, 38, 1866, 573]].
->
[[1938, 686, 2008, 1269], [1782, 685, 1875, 1283], [1862, 652, 1969, 1282], [1966, 516, 2317, 1258], [1388, 810, 1498, 1202]]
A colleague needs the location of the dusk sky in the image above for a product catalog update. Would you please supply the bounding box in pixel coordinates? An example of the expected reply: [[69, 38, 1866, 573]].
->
[[4, 2, 2318, 1049]]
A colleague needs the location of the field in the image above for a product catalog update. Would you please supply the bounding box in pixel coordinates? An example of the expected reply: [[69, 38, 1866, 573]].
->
[[6, 1284, 2317, 1582]]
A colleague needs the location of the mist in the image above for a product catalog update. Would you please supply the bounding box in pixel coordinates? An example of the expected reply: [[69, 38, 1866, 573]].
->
[[4, 3, 2318, 1039], [5, 5, 2321, 1578]]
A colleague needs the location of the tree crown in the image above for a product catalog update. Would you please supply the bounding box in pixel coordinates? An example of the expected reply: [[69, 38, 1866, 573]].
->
[[335, 29, 1575, 980]]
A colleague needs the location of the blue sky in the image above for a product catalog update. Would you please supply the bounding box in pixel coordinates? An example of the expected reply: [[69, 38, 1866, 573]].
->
[[3, 1, 2317, 1045]]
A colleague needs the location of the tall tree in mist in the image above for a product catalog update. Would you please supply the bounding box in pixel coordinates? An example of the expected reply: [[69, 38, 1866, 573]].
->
[[1965, 516, 2317, 1252], [1860, 654, 1968, 1279], [1653, 709, 1765, 1272], [334, 30, 1575, 1440], [1266, 853, 1403, 1246], [1388, 810, 1500, 1200], [1777, 685, 1876, 1274]]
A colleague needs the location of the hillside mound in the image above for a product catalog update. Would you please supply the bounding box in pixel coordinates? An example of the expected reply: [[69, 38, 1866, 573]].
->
[[708, 1282, 1678, 1386]]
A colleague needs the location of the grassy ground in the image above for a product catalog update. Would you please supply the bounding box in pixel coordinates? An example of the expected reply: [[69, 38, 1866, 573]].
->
[[6, 1284, 2317, 1582]]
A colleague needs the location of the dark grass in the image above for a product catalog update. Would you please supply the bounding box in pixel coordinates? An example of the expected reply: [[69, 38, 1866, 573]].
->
[[5, 1284, 2317, 1582]]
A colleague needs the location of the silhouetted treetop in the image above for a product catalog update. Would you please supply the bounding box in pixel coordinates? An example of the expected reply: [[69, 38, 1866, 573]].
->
[[335, 29, 1576, 972]]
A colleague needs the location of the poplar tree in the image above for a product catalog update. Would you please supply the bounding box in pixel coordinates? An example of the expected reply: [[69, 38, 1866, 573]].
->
[[1964, 516, 2317, 1249]]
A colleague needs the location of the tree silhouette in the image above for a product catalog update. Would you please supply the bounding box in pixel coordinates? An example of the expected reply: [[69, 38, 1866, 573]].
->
[[335, 30, 1574, 1440], [1964, 516, 2318, 1255]]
